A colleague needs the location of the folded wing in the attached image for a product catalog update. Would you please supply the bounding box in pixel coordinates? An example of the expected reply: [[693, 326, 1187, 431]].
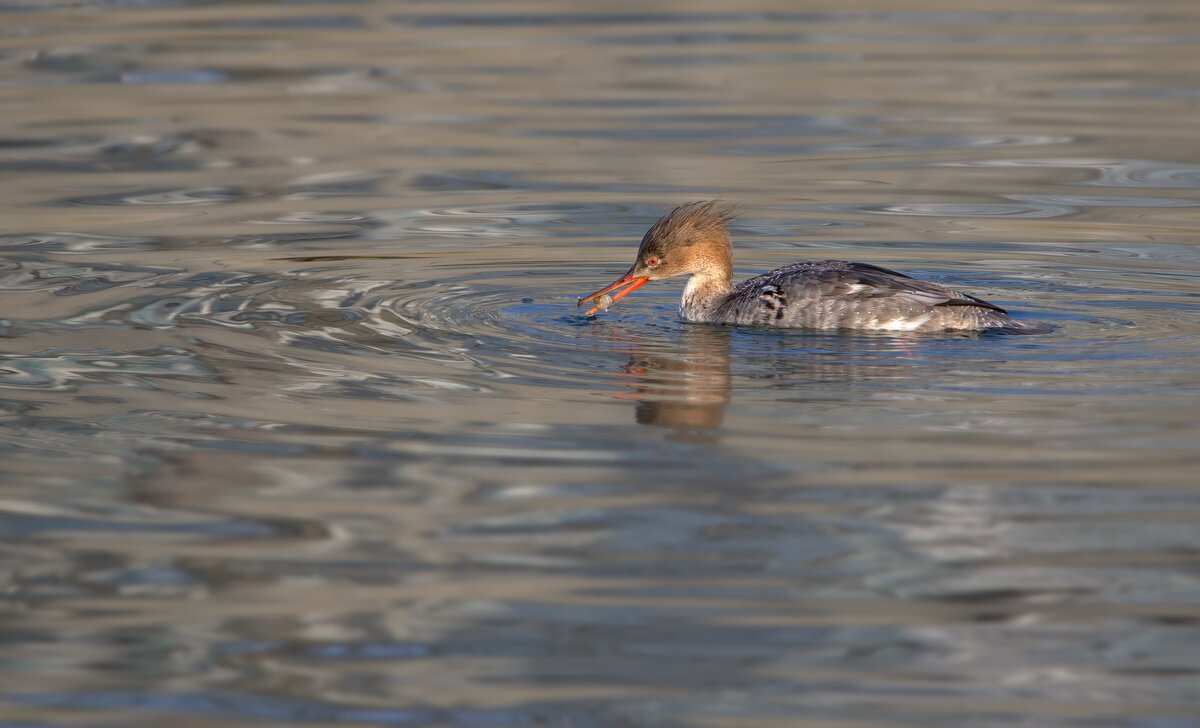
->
[[722, 260, 1007, 326]]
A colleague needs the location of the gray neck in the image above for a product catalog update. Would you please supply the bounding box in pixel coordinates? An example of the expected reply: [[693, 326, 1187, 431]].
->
[[679, 274, 734, 321]]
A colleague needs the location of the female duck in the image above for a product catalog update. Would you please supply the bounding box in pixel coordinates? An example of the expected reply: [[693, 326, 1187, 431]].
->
[[579, 201, 1035, 332]]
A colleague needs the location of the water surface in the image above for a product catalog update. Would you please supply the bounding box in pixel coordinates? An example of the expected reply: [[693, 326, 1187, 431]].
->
[[2, 1, 1200, 726]]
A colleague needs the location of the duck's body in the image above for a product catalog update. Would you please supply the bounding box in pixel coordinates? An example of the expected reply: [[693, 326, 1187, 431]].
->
[[580, 201, 1037, 333], [685, 259, 1026, 331]]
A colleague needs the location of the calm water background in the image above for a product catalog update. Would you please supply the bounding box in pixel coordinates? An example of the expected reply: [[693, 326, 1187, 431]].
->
[[2, 1, 1200, 726]]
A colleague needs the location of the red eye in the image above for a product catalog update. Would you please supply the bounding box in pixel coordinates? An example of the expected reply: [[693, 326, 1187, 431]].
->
[[645, 256, 661, 268]]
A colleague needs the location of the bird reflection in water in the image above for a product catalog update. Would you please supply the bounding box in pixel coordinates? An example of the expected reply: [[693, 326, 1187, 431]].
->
[[609, 325, 971, 436], [615, 326, 733, 434]]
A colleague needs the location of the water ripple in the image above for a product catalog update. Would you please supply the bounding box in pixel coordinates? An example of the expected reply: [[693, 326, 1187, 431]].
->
[[57, 186, 246, 206], [0, 259, 179, 294], [860, 202, 1076, 218], [0, 348, 212, 392], [724, 133, 1071, 155], [940, 158, 1200, 189], [0, 232, 157, 253]]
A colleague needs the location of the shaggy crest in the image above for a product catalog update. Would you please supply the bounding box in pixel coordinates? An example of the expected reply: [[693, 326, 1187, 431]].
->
[[640, 201, 737, 251]]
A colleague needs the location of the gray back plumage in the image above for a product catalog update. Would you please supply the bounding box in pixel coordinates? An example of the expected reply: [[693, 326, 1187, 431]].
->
[[711, 260, 1016, 330]]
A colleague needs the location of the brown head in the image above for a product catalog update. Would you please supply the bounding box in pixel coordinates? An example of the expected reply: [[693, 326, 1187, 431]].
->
[[579, 201, 736, 315]]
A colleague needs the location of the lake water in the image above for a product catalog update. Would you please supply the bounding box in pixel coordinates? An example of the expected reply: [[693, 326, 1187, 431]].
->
[[2, 1, 1199, 726]]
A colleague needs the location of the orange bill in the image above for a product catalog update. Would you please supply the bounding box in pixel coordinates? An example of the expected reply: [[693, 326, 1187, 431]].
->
[[577, 271, 650, 316]]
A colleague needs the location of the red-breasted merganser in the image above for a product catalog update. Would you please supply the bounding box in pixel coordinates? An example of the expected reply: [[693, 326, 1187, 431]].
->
[[578, 201, 1036, 332]]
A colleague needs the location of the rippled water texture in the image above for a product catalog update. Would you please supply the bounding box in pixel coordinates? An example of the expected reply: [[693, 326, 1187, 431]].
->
[[2, 1, 1200, 726]]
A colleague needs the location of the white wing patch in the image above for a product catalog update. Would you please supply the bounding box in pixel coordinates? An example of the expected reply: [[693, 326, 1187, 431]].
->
[[880, 313, 933, 331]]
